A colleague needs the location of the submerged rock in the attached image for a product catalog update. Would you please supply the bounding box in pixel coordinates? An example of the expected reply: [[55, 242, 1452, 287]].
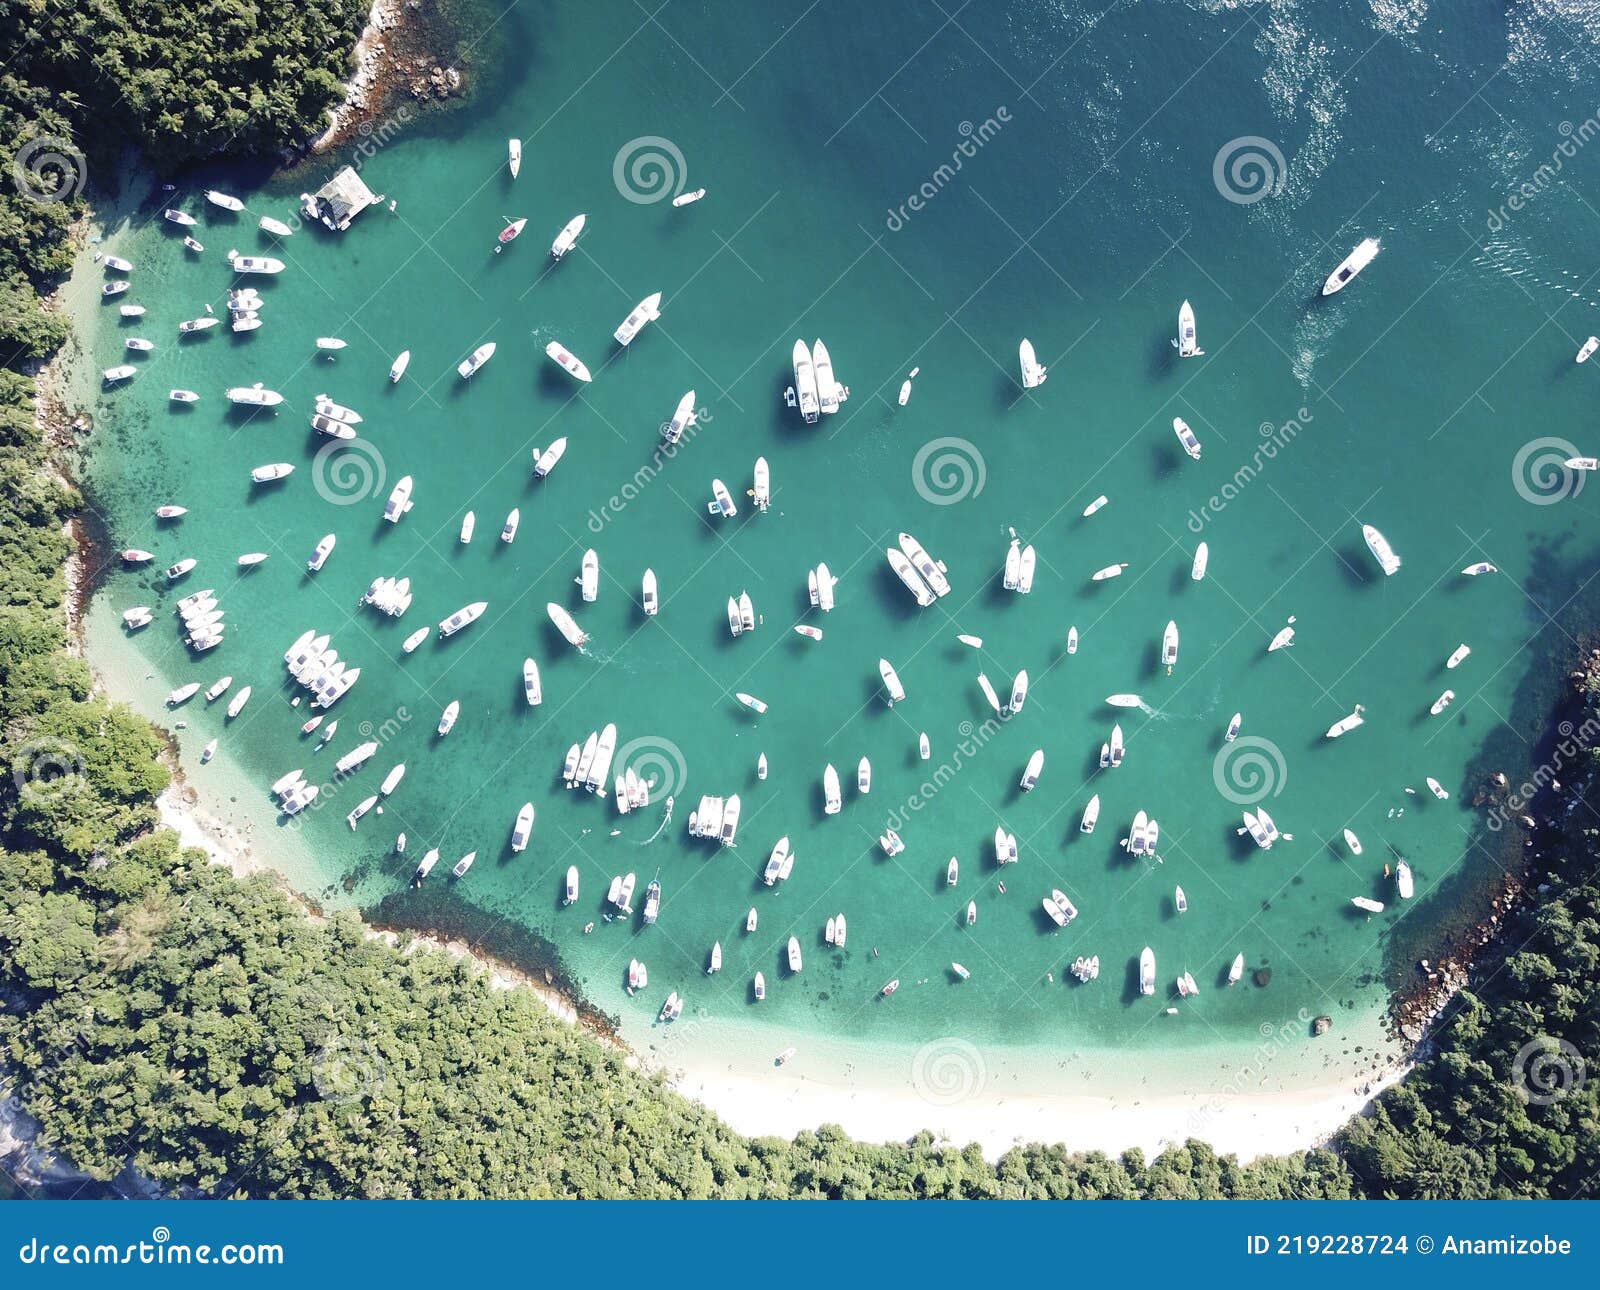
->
[[1312, 1015, 1333, 1036], [1252, 967, 1272, 987]]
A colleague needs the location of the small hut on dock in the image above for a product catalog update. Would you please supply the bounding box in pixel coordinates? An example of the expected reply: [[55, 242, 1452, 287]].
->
[[299, 166, 379, 232]]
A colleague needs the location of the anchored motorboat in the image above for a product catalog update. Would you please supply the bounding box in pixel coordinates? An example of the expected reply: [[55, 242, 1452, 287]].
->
[[613, 291, 662, 346], [1174, 299, 1203, 357], [544, 340, 592, 382], [1018, 338, 1047, 388], [550, 213, 586, 260], [457, 342, 496, 379], [1322, 237, 1380, 295], [1172, 416, 1202, 460], [791, 339, 820, 423], [1362, 523, 1402, 576]]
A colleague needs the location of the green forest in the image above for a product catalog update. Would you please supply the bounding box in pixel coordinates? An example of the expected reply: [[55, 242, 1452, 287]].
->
[[1, 2, 1597, 1199]]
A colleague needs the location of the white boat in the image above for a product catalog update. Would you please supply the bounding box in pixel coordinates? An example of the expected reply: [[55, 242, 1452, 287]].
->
[[522, 658, 541, 706], [1322, 237, 1380, 295], [314, 338, 346, 353], [813, 562, 835, 612], [762, 838, 792, 887], [510, 802, 535, 852], [822, 763, 842, 815], [1139, 947, 1155, 996], [1018, 338, 1047, 388], [564, 866, 580, 905], [101, 280, 130, 297], [259, 216, 293, 237], [431, 700, 458, 738], [313, 397, 361, 424], [1268, 626, 1296, 652], [103, 365, 137, 383], [310, 415, 355, 440], [122, 608, 153, 630], [757, 753, 768, 780], [966, 900, 978, 926], [1175, 885, 1188, 914], [824, 917, 836, 945], [994, 825, 1017, 866], [945, 856, 959, 887], [1462, 562, 1498, 576], [787, 936, 803, 973], [169, 389, 199, 404], [613, 292, 662, 346], [402, 627, 428, 653], [641, 568, 659, 617], [389, 350, 411, 383], [124, 337, 155, 351], [346, 795, 378, 829], [794, 624, 822, 641], [792, 340, 820, 423], [1080, 794, 1100, 833], [236, 552, 268, 568], [546, 602, 588, 648], [887, 549, 935, 607], [1351, 896, 1385, 914], [532, 438, 568, 478], [1325, 705, 1365, 739], [231, 314, 261, 333], [1447, 644, 1471, 669], [898, 366, 919, 405], [1172, 417, 1202, 460], [1426, 776, 1449, 800], [708, 478, 737, 519], [1008, 670, 1028, 714], [919, 732, 930, 760], [1016, 544, 1037, 594], [834, 915, 847, 948], [856, 756, 872, 795], [495, 217, 527, 251], [1430, 689, 1455, 716], [1019, 749, 1044, 792], [1396, 861, 1414, 899], [452, 851, 477, 879], [672, 187, 705, 207], [879, 658, 906, 706], [500, 508, 520, 544], [103, 254, 134, 272], [1083, 494, 1108, 517], [163, 208, 196, 226], [1579, 337, 1600, 364], [206, 190, 244, 212], [165, 558, 197, 580], [1161, 620, 1179, 669], [457, 342, 496, 379], [579, 550, 599, 603], [1362, 524, 1402, 576], [752, 457, 771, 511], [753, 971, 766, 1001], [383, 476, 414, 523], [736, 692, 767, 715], [1225, 712, 1242, 742], [411, 849, 440, 886], [812, 338, 840, 415], [976, 672, 1002, 715], [1191, 543, 1209, 581], [550, 214, 586, 260], [167, 682, 201, 706], [226, 251, 285, 274], [1003, 539, 1021, 590], [228, 384, 283, 407], [118, 304, 144, 317], [1174, 299, 1203, 357], [1565, 457, 1599, 471], [1343, 829, 1363, 856], [544, 340, 592, 382], [178, 317, 218, 334], [1042, 895, 1070, 928], [507, 138, 522, 178], [664, 391, 697, 444], [439, 601, 488, 638], [1091, 563, 1127, 581]]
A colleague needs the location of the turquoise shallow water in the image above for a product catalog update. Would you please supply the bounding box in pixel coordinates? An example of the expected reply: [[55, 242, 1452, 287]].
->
[[75, 0, 1600, 1094]]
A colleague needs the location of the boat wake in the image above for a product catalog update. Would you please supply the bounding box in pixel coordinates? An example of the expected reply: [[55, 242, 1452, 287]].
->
[[637, 798, 673, 845]]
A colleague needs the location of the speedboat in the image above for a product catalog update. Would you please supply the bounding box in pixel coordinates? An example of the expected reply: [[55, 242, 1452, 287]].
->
[[946, 856, 959, 886], [1192, 543, 1209, 581], [1396, 861, 1414, 899], [736, 692, 767, 715], [1082, 494, 1108, 517], [122, 608, 154, 630], [1325, 705, 1365, 738], [402, 627, 428, 653], [1106, 693, 1141, 708], [1091, 563, 1127, 581], [1268, 625, 1295, 652], [501, 508, 520, 543], [812, 562, 835, 612], [510, 802, 535, 853], [544, 340, 592, 382], [1080, 794, 1100, 833], [437, 701, 459, 736], [313, 396, 361, 424], [898, 366, 919, 405], [228, 384, 283, 406], [389, 350, 411, 383], [897, 533, 950, 597], [550, 213, 586, 260], [1430, 689, 1455, 716], [346, 795, 379, 829], [451, 851, 477, 879], [658, 991, 681, 1022], [412, 849, 440, 886], [763, 838, 792, 886], [177, 316, 218, 335], [642, 569, 659, 616], [1003, 539, 1021, 590], [1343, 829, 1363, 855], [857, 757, 872, 794], [259, 216, 293, 237], [167, 682, 201, 706], [822, 763, 842, 815], [307, 533, 336, 572], [118, 304, 145, 317], [547, 602, 587, 648], [183, 236, 203, 253], [522, 658, 541, 706], [236, 552, 268, 568], [1019, 749, 1044, 791], [1018, 546, 1037, 594], [103, 365, 137, 383], [125, 337, 155, 351], [579, 549, 599, 603], [200, 739, 217, 763], [1174, 300, 1203, 357], [1228, 954, 1245, 984], [1109, 725, 1124, 768], [707, 478, 737, 519], [752, 457, 771, 511], [1578, 337, 1599, 363], [787, 936, 803, 973], [231, 313, 261, 333], [1447, 643, 1471, 669], [1172, 417, 1202, 460], [1161, 620, 1179, 669], [102, 280, 130, 297], [613, 292, 662, 346], [169, 389, 200, 403], [1139, 947, 1155, 996], [206, 190, 244, 211], [887, 549, 934, 607], [879, 658, 906, 706], [1426, 777, 1449, 800], [439, 601, 488, 638], [1018, 338, 1047, 388], [226, 251, 285, 274], [532, 438, 568, 478], [163, 208, 196, 226], [103, 254, 134, 272], [753, 972, 766, 1001], [165, 557, 197, 580], [794, 624, 823, 641], [664, 390, 697, 444], [976, 672, 1002, 715], [1322, 237, 1380, 295], [792, 340, 820, 423], [383, 476, 414, 523], [1462, 562, 1498, 576], [1351, 896, 1385, 914], [672, 188, 706, 207], [812, 338, 840, 414], [1363, 523, 1402, 575], [919, 732, 931, 760], [564, 866, 580, 905], [994, 825, 1018, 866], [1008, 670, 1028, 714], [457, 342, 496, 378], [1225, 712, 1242, 742]]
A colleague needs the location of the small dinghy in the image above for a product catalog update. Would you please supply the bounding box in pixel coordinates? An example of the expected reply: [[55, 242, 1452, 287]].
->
[[495, 216, 527, 251], [1343, 829, 1363, 856], [1351, 896, 1385, 914]]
